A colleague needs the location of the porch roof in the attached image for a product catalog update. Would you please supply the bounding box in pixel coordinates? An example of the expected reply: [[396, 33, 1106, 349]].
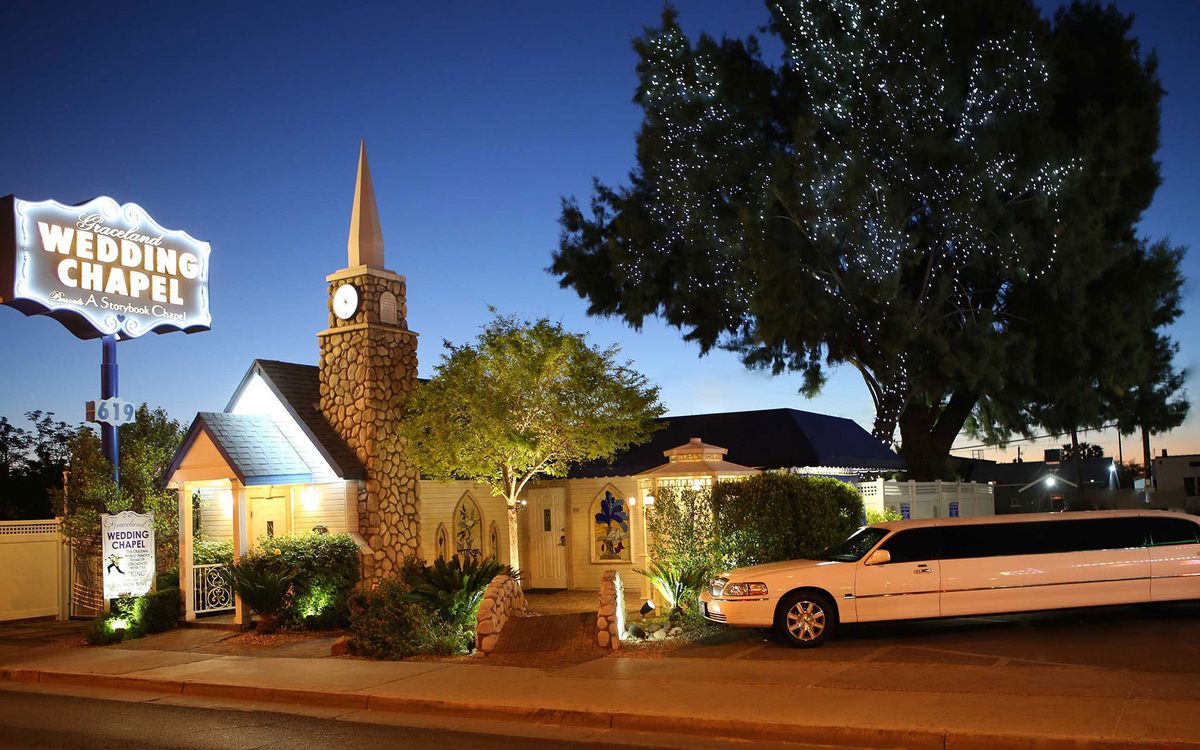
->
[[167, 412, 312, 487]]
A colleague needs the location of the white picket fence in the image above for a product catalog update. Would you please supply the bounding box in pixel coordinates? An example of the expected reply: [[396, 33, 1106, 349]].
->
[[856, 479, 994, 520]]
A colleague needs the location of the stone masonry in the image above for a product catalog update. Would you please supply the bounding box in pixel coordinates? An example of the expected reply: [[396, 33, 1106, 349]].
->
[[596, 570, 625, 650], [318, 267, 420, 583], [475, 573, 527, 655]]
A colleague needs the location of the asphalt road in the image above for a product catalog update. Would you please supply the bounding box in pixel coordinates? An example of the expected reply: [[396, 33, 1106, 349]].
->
[[0, 690, 829, 750]]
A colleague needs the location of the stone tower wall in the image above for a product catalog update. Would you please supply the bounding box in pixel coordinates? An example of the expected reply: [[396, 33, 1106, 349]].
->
[[318, 269, 420, 582]]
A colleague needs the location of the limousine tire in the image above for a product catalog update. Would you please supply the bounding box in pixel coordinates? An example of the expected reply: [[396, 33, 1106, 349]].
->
[[775, 590, 836, 648]]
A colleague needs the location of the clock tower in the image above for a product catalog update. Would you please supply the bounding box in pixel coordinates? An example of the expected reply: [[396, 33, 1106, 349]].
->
[[318, 141, 420, 582]]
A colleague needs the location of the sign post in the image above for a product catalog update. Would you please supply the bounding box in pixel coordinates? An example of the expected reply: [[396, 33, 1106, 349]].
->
[[101, 511, 155, 599]]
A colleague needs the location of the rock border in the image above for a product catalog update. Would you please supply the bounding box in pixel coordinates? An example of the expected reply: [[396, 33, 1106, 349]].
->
[[475, 574, 526, 655], [596, 570, 625, 650]]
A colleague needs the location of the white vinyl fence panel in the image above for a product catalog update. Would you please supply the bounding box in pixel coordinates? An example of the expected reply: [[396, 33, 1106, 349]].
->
[[0, 519, 69, 621], [857, 480, 995, 520]]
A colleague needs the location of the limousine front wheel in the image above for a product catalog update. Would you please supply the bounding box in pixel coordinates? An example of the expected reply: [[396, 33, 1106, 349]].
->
[[776, 591, 836, 648]]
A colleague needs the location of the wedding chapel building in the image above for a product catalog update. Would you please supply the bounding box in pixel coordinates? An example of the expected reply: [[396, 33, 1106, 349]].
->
[[164, 145, 902, 621]]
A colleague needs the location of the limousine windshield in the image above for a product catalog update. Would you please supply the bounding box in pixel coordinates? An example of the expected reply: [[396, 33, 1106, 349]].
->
[[818, 526, 889, 562]]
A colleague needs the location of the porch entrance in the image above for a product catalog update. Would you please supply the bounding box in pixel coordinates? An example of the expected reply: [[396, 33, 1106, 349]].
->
[[249, 488, 290, 543], [525, 488, 567, 589]]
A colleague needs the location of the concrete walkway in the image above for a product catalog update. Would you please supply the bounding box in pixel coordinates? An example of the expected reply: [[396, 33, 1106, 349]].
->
[[2, 635, 1198, 749]]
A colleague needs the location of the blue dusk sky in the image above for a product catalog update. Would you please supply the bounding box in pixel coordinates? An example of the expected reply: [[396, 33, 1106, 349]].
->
[[0, 1, 1196, 465]]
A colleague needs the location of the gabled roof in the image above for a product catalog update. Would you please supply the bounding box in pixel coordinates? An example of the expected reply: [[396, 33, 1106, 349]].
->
[[570, 408, 903, 479], [227, 359, 365, 480], [168, 412, 312, 486]]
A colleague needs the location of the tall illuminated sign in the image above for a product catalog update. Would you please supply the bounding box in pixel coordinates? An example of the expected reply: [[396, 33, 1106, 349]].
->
[[0, 195, 211, 340]]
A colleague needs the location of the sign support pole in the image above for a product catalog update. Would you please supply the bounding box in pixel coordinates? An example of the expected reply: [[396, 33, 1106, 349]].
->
[[101, 334, 119, 486]]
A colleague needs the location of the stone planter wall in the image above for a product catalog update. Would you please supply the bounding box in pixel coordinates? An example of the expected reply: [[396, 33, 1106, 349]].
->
[[596, 570, 625, 650], [475, 574, 526, 655]]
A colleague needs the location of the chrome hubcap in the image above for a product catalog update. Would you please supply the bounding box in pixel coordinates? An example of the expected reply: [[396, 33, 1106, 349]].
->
[[786, 600, 826, 641]]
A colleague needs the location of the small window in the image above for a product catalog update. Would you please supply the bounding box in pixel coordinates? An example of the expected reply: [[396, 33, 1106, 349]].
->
[[1186, 478, 1199, 498], [1146, 517, 1200, 546], [543, 508, 552, 532], [880, 528, 942, 563]]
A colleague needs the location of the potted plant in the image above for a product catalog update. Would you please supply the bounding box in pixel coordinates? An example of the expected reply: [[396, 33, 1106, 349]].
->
[[227, 557, 298, 633]]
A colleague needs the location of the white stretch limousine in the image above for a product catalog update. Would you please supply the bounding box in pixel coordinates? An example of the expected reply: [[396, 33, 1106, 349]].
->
[[699, 510, 1200, 647]]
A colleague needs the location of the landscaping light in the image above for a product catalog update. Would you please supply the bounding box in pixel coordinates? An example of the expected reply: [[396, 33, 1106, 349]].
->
[[110, 617, 129, 632], [640, 599, 655, 617]]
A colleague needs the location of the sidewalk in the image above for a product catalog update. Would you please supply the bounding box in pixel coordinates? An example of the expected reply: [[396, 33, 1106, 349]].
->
[[2, 636, 1198, 750]]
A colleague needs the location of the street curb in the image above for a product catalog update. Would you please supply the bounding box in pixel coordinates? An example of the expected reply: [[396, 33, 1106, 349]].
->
[[3, 667, 1198, 750]]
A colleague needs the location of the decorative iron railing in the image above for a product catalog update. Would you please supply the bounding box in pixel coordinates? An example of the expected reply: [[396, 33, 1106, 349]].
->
[[192, 563, 234, 614]]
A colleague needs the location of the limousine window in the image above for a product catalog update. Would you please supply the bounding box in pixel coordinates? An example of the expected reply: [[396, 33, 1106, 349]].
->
[[819, 526, 890, 562], [1145, 516, 1200, 546], [879, 528, 942, 563], [941, 518, 1146, 560]]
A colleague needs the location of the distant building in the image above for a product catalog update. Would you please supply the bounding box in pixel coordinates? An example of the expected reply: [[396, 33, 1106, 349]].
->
[[1150, 453, 1200, 514], [955, 456, 1117, 514]]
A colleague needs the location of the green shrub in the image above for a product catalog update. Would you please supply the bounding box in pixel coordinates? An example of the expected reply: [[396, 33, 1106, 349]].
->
[[228, 556, 298, 633], [137, 588, 182, 634], [865, 507, 903, 524], [645, 486, 722, 576], [194, 538, 234, 565], [712, 474, 864, 566], [258, 532, 360, 629], [635, 559, 710, 617], [348, 578, 472, 659], [156, 569, 180, 589], [85, 616, 125, 645], [401, 556, 506, 625]]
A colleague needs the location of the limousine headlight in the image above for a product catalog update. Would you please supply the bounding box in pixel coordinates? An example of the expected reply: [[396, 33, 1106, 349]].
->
[[723, 581, 768, 598]]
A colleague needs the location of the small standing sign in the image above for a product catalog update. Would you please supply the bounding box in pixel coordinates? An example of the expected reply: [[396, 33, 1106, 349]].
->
[[101, 511, 155, 599]]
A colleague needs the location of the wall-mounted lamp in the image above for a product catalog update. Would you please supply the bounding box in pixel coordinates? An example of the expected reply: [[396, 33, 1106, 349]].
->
[[301, 486, 320, 511]]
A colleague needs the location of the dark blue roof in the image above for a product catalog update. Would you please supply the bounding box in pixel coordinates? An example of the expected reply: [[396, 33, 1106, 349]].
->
[[166, 412, 312, 487], [570, 407, 903, 478]]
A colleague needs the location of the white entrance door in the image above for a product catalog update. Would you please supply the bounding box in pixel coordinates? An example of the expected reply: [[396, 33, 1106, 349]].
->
[[526, 488, 567, 589], [250, 490, 289, 543]]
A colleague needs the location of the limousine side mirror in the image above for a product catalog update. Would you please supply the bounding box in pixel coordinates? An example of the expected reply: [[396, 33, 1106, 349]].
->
[[865, 549, 891, 566]]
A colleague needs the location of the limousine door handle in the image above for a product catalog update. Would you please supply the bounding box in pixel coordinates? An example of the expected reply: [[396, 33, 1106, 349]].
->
[[914, 565, 933, 574]]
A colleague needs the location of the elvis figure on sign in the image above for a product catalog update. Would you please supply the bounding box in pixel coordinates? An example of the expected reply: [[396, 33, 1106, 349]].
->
[[106, 554, 125, 575]]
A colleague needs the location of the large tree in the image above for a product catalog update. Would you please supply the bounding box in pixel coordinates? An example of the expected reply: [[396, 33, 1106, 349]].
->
[[398, 312, 664, 572], [56, 405, 185, 569], [552, 0, 1179, 478]]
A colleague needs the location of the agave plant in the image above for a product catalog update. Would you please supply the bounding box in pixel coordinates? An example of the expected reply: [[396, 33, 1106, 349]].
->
[[635, 559, 711, 617], [402, 555, 509, 623], [227, 558, 298, 633]]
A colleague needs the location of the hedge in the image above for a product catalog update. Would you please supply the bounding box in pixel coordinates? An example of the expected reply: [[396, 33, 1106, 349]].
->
[[257, 532, 360, 629], [712, 474, 863, 566]]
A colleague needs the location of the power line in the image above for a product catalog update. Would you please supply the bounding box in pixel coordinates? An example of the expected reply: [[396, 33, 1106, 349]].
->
[[952, 423, 1120, 452]]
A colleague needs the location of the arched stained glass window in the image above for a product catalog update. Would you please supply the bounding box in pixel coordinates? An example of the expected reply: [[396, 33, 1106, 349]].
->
[[591, 488, 631, 563], [434, 523, 450, 562], [454, 493, 484, 560]]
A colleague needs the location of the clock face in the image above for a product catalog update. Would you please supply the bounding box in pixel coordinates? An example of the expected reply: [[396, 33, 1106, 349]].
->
[[333, 284, 360, 320]]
